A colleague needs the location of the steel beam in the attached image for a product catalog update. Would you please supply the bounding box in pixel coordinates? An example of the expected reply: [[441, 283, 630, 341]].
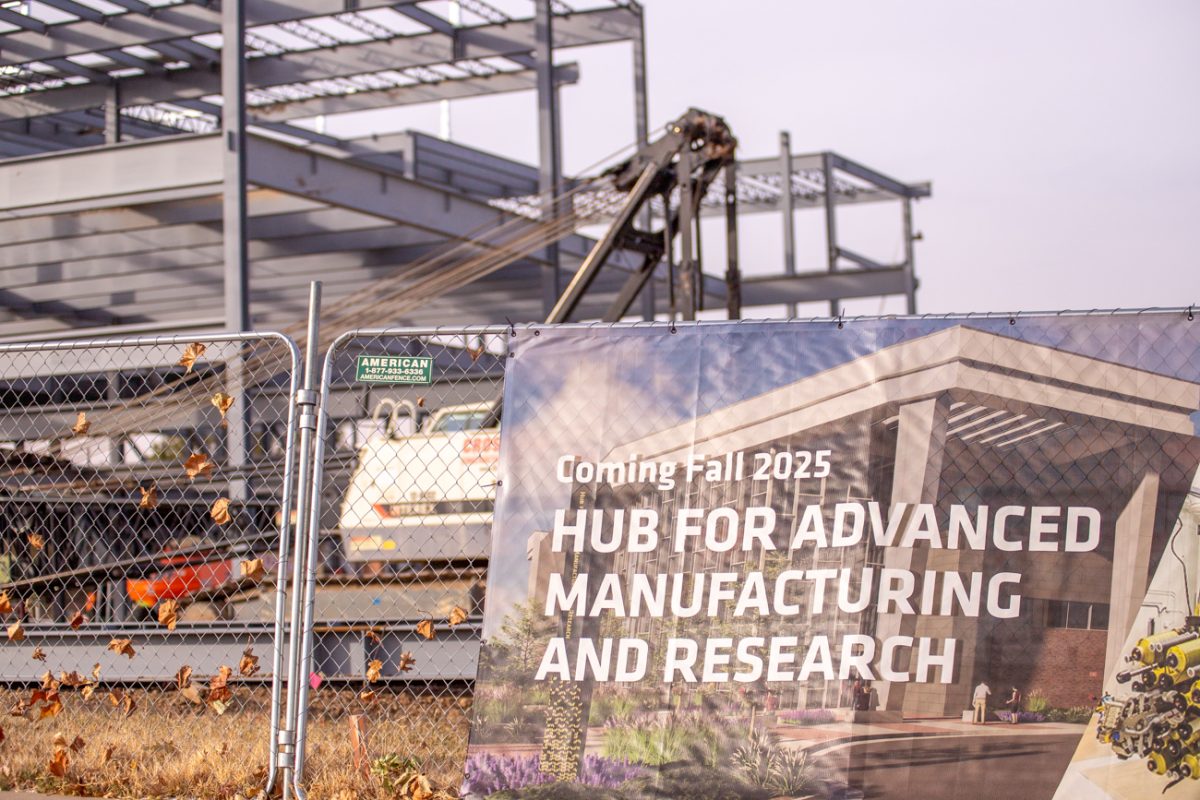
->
[[822, 151, 839, 317], [0, 7, 46, 34], [0, 0, 415, 65], [222, 0, 250, 334], [0, 7, 638, 121], [779, 131, 796, 316], [249, 64, 578, 122], [706, 267, 912, 308], [0, 287, 144, 326]]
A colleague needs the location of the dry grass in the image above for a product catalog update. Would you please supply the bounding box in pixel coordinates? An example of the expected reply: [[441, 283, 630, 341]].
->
[[0, 686, 471, 799]]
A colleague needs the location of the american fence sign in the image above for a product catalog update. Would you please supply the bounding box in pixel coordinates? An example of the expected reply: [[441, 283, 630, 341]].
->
[[354, 354, 434, 384]]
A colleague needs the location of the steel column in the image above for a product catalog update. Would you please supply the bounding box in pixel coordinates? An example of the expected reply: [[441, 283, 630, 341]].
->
[[535, 0, 562, 318], [633, 8, 655, 322], [780, 131, 796, 317], [822, 151, 840, 317], [724, 160, 741, 319], [677, 148, 696, 320], [903, 197, 918, 314], [104, 83, 121, 145], [222, 0, 249, 502]]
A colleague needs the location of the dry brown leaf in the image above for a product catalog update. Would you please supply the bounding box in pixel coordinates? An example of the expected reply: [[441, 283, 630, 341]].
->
[[59, 671, 88, 688], [80, 685, 96, 701], [31, 646, 46, 662], [157, 599, 179, 631], [39, 671, 58, 691], [184, 452, 214, 480], [366, 659, 383, 683], [53, 732, 68, 749], [467, 344, 485, 363], [106, 689, 123, 707], [238, 647, 259, 678], [397, 652, 416, 672], [48, 747, 68, 777], [107, 638, 135, 659], [27, 532, 44, 551], [364, 629, 382, 645], [416, 619, 436, 640], [416, 396, 426, 408], [180, 685, 202, 705], [207, 666, 233, 708], [210, 699, 229, 716], [211, 392, 235, 421], [68, 610, 84, 630], [6, 621, 24, 642], [448, 606, 468, 627], [137, 485, 158, 510], [8, 699, 31, 719], [358, 690, 376, 704], [120, 693, 135, 718], [0, 590, 10, 614], [0, 724, 4, 744], [39, 695, 63, 720], [178, 342, 206, 373], [69, 735, 85, 753], [91, 663, 101, 681], [210, 497, 232, 526], [239, 558, 265, 581], [175, 664, 192, 690], [101, 745, 114, 765], [72, 411, 90, 436]]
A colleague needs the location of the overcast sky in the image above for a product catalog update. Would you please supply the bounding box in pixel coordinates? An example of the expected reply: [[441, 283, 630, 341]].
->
[[325, 1, 1200, 317]]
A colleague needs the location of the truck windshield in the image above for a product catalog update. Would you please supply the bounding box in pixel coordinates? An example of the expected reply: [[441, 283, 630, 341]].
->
[[430, 410, 492, 433]]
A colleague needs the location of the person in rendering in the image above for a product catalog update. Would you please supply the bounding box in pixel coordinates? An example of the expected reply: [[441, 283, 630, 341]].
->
[[1006, 685, 1022, 725], [972, 680, 991, 724]]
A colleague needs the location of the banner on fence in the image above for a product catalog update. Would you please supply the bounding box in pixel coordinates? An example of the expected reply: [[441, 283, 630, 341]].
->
[[466, 315, 1200, 800]]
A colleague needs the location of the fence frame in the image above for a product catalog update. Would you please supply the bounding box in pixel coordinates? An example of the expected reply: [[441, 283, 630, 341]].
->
[[0, 328, 304, 795]]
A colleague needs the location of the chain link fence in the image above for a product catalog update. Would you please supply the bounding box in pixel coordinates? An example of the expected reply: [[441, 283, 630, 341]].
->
[[0, 332, 301, 797], [291, 327, 509, 799]]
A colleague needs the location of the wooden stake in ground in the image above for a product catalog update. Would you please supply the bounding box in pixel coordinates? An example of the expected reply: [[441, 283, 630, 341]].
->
[[349, 714, 369, 779]]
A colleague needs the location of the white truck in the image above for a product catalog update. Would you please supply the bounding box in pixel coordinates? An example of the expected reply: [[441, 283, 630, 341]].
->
[[338, 400, 500, 563]]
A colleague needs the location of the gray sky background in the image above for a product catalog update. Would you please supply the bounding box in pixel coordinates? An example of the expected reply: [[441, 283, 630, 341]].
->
[[323, 1, 1200, 317]]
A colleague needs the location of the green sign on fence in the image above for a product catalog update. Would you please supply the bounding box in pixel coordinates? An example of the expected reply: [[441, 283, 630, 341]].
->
[[354, 354, 433, 384]]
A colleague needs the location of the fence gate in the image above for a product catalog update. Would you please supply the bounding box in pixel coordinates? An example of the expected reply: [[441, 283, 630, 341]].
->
[[285, 325, 510, 799], [0, 332, 302, 798]]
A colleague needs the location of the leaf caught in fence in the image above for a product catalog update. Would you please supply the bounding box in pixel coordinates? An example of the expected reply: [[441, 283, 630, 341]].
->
[[175, 665, 192, 690], [178, 342, 206, 373], [72, 411, 91, 436], [38, 693, 63, 720], [467, 343, 485, 362], [68, 611, 84, 630], [107, 638, 135, 659], [6, 621, 24, 642], [91, 663, 101, 681], [184, 452, 214, 480], [397, 652, 416, 672], [366, 659, 383, 683], [31, 646, 46, 662], [59, 671, 89, 688], [48, 747, 68, 777], [416, 619, 436, 640], [211, 392, 235, 423], [207, 665, 233, 709], [364, 629, 382, 645], [138, 485, 158, 510], [358, 690, 376, 704], [27, 532, 44, 551], [101, 745, 114, 766], [39, 671, 58, 691], [106, 689, 123, 707], [239, 558, 265, 581], [80, 685, 96, 701], [69, 735, 85, 753], [120, 693, 136, 718], [157, 599, 179, 631], [210, 498, 232, 526], [448, 606, 468, 627], [180, 685, 202, 705], [0, 591, 10, 614], [238, 647, 259, 678]]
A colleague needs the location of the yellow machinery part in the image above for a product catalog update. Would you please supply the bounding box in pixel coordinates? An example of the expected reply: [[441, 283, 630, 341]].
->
[[1134, 632, 1182, 665], [1148, 752, 1170, 775], [1184, 754, 1200, 780], [1166, 640, 1200, 679]]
